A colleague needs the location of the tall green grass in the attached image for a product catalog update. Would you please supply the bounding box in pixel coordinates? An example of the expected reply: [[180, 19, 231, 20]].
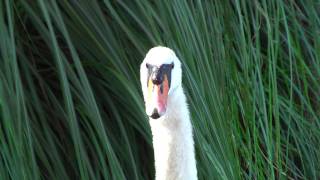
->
[[0, 0, 319, 179]]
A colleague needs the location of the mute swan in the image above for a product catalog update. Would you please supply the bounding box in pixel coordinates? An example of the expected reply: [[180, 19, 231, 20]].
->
[[140, 47, 197, 180]]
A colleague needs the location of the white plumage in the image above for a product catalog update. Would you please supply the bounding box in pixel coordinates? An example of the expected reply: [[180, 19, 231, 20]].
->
[[140, 47, 197, 180]]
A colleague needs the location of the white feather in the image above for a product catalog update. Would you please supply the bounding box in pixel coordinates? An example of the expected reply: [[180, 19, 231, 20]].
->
[[140, 46, 197, 180]]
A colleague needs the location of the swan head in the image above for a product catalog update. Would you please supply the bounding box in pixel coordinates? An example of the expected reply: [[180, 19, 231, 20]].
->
[[140, 46, 182, 119]]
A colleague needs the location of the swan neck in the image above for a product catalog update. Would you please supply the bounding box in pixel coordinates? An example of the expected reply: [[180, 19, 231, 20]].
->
[[149, 88, 197, 180]]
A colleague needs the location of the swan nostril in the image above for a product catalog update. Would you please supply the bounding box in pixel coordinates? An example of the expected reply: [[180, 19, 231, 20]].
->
[[151, 68, 163, 85], [152, 73, 163, 85], [152, 78, 162, 85], [150, 108, 160, 119]]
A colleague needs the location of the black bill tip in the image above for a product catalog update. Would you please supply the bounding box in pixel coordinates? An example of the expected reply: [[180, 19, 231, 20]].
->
[[150, 108, 160, 119]]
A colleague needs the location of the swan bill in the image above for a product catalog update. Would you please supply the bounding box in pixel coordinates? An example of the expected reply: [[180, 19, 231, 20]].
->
[[147, 74, 169, 119], [150, 108, 160, 119]]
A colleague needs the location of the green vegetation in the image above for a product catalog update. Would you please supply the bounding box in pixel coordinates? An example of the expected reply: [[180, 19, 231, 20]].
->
[[0, 0, 319, 179]]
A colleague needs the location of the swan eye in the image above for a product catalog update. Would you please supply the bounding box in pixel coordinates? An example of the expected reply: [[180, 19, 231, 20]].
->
[[146, 63, 150, 68], [171, 63, 174, 69]]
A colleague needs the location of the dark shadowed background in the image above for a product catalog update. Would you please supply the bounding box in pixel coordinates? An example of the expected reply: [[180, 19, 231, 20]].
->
[[0, 0, 319, 179]]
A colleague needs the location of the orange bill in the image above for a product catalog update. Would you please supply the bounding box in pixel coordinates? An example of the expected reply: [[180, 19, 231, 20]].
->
[[147, 74, 169, 116]]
